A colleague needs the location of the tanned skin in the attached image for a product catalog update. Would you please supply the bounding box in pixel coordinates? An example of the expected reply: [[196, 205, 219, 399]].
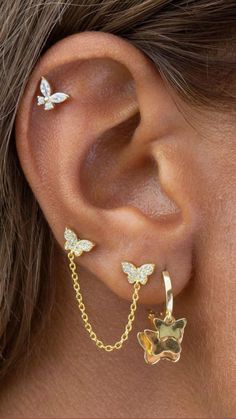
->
[[0, 32, 235, 418]]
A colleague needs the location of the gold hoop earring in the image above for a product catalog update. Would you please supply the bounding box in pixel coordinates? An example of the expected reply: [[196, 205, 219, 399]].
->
[[64, 227, 156, 352], [137, 271, 187, 364]]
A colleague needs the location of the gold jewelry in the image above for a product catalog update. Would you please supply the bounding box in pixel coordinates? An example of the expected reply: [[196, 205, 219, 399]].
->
[[37, 77, 70, 110], [137, 271, 187, 364], [64, 227, 156, 352]]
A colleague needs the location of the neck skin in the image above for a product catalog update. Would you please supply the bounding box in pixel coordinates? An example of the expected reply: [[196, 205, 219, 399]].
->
[[0, 248, 229, 418]]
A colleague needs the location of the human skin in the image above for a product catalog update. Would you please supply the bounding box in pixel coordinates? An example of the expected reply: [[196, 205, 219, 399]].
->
[[0, 31, 235, 418]]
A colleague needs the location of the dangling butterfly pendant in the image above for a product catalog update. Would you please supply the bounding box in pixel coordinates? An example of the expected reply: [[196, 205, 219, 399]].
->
[[137, 316, 187, 364], [121, 262, 155, 285], [64, 228, 95, 257], [37, 77, 70, 110]]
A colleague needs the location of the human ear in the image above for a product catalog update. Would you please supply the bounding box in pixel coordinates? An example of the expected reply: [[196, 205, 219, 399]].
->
[[15, 31, 199, 303]]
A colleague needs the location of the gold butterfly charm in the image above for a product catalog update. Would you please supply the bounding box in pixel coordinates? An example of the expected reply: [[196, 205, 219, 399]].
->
[[137, 316, 187, 364], [37, 77, 70, 110], [64, 228, 95, 257], [121, 262, 155, 285]]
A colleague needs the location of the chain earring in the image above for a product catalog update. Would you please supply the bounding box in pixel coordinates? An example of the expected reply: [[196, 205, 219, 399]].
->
[[64, 227, 156, 352], [137, 271, 187, 364]]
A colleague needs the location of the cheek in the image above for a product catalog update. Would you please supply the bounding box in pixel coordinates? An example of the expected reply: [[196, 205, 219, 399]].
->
[[196, 140, 236, 271], [188, 136, 236, 399]]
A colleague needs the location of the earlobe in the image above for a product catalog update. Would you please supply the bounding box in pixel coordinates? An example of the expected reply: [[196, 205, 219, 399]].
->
[[16, 31, 199, 304]]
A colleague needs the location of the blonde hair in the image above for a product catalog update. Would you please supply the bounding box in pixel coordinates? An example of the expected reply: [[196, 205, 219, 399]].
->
[[0, 0, 235, 380]]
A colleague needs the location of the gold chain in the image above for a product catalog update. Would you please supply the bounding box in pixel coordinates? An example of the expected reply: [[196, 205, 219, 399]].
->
[[67, 251, 141, 352]]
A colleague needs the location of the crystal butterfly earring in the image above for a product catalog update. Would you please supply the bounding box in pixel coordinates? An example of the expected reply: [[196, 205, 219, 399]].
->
[[37, 76, 70, 110], [64, 227, 156, 352], [137, 271, 187, 364]]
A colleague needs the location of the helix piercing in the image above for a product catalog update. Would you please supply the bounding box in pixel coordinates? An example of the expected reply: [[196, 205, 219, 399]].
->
[[37, 76, 70, 110]]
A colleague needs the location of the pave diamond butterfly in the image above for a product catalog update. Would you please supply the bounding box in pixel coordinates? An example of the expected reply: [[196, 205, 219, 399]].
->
[[64, 228, 95, 257], [37, 77, 70, 110], [121, 262, 155, 285]]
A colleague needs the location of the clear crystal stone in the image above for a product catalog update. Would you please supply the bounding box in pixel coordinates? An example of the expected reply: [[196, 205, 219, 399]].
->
[[40, 77, 51, 97], [37, 96, 45, 105], [44, 101, 54, 110], [50, 93, 69, 103]]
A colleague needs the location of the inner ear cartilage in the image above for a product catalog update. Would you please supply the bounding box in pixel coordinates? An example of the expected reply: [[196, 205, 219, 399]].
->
[[64, 227, 186, 364], [37, 76, 70, 110]]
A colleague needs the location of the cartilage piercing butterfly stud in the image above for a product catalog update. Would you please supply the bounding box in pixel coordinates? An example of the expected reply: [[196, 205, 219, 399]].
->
[[37, 76, 70, 110], [137, 271, 187, 364], [64, 227, 156, 353]]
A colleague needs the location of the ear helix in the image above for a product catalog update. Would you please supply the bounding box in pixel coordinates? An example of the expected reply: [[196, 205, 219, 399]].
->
[[64, 227, 187, 363]]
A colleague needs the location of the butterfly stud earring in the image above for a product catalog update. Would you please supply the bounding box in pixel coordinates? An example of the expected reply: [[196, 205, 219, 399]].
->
[[37, 76, 70, 110], [64, 227, 95, 256], [137, 271, 187, 364], [121, 262, 155, 285]]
